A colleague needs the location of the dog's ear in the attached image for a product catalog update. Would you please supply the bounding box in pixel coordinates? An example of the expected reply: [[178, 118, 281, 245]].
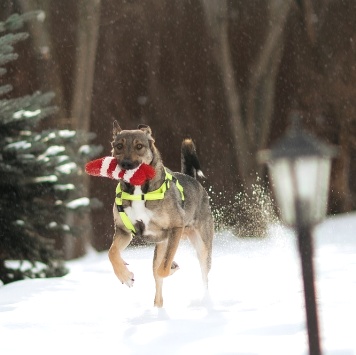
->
[[138, 124, 155, 142], [113, 120, 122, 139]]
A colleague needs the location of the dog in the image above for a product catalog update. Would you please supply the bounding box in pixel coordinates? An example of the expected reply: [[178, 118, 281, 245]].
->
[[108, 121, 214, 307]]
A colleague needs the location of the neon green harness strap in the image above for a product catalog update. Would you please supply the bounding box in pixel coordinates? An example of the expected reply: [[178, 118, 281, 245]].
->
[[115, 169, 184, 235]]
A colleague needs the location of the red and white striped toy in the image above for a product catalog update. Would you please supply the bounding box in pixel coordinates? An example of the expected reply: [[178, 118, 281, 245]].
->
[[85, 157, 155, 186]]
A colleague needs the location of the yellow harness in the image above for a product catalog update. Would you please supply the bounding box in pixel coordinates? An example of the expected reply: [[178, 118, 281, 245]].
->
[[115, 169, 184, 236]]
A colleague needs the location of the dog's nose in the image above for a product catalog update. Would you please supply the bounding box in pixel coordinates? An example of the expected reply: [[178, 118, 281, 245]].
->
[[120, 159, 135, 170]]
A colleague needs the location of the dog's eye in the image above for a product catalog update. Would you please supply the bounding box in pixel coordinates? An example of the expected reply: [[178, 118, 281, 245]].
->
[[136, 144, 143, 150], [115, 143, 123, 150]]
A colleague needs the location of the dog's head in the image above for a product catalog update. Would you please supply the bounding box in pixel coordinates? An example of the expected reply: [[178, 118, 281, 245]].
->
[[111, 121, 155, 170]]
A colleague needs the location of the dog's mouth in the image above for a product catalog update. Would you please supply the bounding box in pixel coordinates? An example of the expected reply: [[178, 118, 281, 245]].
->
[[118, 159, 140, 171]]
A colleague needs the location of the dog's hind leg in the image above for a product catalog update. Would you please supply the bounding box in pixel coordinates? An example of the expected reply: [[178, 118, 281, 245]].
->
[[188, 227, 213, 289], [153, 241, 166, 308], [153, 227, 183, 307], [157, 227, 183, 278]]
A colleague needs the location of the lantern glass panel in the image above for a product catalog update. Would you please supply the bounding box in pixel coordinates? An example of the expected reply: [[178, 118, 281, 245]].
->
[[269, 157, 331, 227], [314, 158, 331, 222], [269, 158, 295, 226], [293, 157, 320, 226]]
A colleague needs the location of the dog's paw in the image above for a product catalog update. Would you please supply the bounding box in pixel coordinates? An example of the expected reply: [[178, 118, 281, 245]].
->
[[157, 261, 180, 278], [118, 269, 135, 287], [170, 261, 180, 275], [124, 273, 135, 288]]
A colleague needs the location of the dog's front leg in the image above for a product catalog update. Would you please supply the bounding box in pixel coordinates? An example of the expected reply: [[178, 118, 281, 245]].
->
[[108, 231, 134, 287]]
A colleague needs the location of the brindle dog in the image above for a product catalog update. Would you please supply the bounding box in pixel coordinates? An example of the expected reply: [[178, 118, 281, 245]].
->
[[108, 121, 214, 307]]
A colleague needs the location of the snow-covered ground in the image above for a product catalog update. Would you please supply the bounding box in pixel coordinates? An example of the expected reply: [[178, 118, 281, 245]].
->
[[1, 213, 356, 355]]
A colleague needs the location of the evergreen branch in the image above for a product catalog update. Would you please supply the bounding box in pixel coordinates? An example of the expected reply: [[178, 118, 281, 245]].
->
[[0, 32, 29, 47], [0, 92, 57, 126], [0, 53, 18, 67], [1, 12, 45, 32]]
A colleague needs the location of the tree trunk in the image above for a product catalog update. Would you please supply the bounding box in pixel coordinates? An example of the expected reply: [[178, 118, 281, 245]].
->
[[246, 0, 293, 158], [70, 0, 101, 132], [200, 0, 293, 189], [65, 0, 101, 259], [200, 0, 249, 185]]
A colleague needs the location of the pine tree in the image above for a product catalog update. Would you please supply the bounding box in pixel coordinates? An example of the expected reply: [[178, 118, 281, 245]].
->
[[0, 13, 102, 285]]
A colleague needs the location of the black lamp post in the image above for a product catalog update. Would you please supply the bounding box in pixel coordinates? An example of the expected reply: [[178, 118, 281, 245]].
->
[[259, 113, 337, 355]]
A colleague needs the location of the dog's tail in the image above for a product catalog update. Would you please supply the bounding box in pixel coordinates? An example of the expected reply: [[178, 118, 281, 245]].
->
[[181, 138, 206, 179]]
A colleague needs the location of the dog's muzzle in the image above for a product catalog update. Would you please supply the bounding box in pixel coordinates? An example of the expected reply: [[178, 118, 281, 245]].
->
[[120, 159, 138, 170]]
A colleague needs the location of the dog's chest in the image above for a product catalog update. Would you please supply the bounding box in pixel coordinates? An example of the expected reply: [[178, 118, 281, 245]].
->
[[125, 186, 153, 226]]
